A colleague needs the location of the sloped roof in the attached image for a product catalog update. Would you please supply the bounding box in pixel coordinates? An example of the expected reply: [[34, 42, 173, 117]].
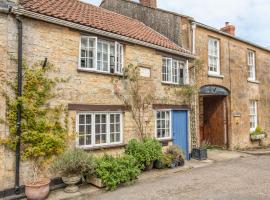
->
[[20, 0, 193, 56]]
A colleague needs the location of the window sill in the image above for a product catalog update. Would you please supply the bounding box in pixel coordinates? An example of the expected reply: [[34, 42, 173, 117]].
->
[[157, 138, 173, 146], [161, 82, 189, 86], [77, 68, 123, 77], [208, 73, 224, 79], [247, 79, 260, 84], [80, 143, 126, 151]]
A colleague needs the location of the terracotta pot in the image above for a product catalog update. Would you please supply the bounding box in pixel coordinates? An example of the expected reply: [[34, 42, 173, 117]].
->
[[62, 175, 81, 193], [25, 178, 50, 200]]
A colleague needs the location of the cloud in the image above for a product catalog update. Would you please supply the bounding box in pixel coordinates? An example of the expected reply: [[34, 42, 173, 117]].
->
[[84, 0, 270, 47]]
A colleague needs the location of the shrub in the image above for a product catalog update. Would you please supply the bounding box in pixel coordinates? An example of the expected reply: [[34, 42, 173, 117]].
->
[[50, 148, 95, 177], [125, 138, 162, 170], [95, 154, 140, 190]]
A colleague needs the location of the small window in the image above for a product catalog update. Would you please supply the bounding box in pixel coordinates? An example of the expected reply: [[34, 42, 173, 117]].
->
[[162, 58, 189, 85], [77, 112, 122, 147], [208, 38, 220, 75], [249, 100, 257, 131], [79, 36, 124, 74], [248, 50, 256, 81], [156, 110, 171, 139]]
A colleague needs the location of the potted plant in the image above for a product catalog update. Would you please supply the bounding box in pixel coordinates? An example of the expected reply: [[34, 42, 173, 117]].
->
[[250, 127, 267, 141], [51, 148, 95, 193], [166, 145, 185, 168], [192, 140, 208, 160], [1, 62, 67, 200]]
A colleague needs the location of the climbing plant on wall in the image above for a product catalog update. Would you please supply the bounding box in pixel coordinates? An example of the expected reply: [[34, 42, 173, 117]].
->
[[0, 60, 68, 183], [112, 64, 155, 140]]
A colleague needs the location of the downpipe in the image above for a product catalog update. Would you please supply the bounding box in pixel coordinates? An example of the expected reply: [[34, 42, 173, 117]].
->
[[15, 15, 23, 194]]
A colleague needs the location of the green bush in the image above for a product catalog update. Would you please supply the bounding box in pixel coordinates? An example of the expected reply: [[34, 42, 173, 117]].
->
[[95, 154, 140, 190], [50, 148, 95, 177], [125, 138, 162, 170]]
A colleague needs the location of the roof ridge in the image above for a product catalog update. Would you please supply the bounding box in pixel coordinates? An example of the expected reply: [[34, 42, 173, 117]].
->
[[78, 0, 144, 23]]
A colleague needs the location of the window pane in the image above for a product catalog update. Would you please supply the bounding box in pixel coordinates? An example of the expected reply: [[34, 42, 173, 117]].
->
[[79, 125, 85, 135], [79, 136, 85, 146], [86, 135, 91, 145], [79, 115, 85, 124]]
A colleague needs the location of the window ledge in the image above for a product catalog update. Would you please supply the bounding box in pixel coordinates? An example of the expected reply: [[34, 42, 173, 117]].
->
[[161, 82, 188, 86], [158, 138, 173, 146], [247, 79, 260, 84], [81, 143, 126, 151], [208, 73, 224, 79], [77, 68, 123, 77]]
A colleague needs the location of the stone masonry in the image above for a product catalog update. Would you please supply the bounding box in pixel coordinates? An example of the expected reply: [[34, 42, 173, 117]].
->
[[0, 16, 190, 190]]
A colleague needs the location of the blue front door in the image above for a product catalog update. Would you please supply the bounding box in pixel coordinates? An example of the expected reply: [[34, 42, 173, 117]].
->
[[172, 110, 190, 160]]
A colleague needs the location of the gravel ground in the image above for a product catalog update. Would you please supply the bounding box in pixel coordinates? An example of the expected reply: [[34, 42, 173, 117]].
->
[[90, 155, 270, 200]]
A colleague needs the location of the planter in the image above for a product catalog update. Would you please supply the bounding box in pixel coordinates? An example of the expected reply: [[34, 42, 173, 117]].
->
[[192, 148, 207, 160], [177, 157, 185, 167], [62, 175, 81, 193], [25, 178, 50, 200], [170, 161, 178, 168], [144, 161, 154, 171], [86, 175, 105, 188], [250, 133, 266, 141]]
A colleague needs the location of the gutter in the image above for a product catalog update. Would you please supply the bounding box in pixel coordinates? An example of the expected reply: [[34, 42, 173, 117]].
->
[[14, 8, 195, 59]]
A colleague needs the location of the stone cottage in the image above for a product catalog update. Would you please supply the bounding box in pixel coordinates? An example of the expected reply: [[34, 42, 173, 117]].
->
[[101, 0, 270, 149], [0, 0, 195, 193]]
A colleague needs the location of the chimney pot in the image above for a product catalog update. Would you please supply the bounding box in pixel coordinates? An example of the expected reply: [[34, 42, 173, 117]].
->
[[221, 22, 236, 36], [139, 0, 157, 8]]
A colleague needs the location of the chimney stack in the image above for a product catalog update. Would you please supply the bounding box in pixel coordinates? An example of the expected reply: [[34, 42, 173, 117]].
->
[[220, 22, 236, 36], [139, 0, 157, 8]]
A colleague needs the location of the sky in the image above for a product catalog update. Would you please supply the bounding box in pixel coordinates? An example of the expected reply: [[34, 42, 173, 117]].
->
[[84, 0, 270, 48]]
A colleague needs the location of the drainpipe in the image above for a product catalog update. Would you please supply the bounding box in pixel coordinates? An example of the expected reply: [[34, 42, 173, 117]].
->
[[15, 15, 23, 194], [191, 22, 196, 55]]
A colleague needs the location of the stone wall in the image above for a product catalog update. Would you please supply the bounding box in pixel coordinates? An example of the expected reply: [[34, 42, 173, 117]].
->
[[195, 26, 270, 149], [0, 16, 190, 190]]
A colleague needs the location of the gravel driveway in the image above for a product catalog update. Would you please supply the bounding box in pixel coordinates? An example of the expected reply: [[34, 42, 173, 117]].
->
[[90, 155, 270, 200]]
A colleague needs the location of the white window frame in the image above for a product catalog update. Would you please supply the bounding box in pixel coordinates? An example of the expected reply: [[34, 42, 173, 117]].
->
[[208, 37, 220, 75], [247, 50, 256, 81], [249, 100, 258, 131], [155, 110, 172, 140], [162, 57, 189, 85], [79, 36, 124, 74], [76, 112, 123, 148]]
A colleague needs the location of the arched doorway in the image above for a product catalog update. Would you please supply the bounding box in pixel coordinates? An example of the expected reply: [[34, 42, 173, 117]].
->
[[199, 85, 229, 148]]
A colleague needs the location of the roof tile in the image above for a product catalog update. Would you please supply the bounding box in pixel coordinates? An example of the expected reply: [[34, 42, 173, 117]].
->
[[20, 0, 192, 55]]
